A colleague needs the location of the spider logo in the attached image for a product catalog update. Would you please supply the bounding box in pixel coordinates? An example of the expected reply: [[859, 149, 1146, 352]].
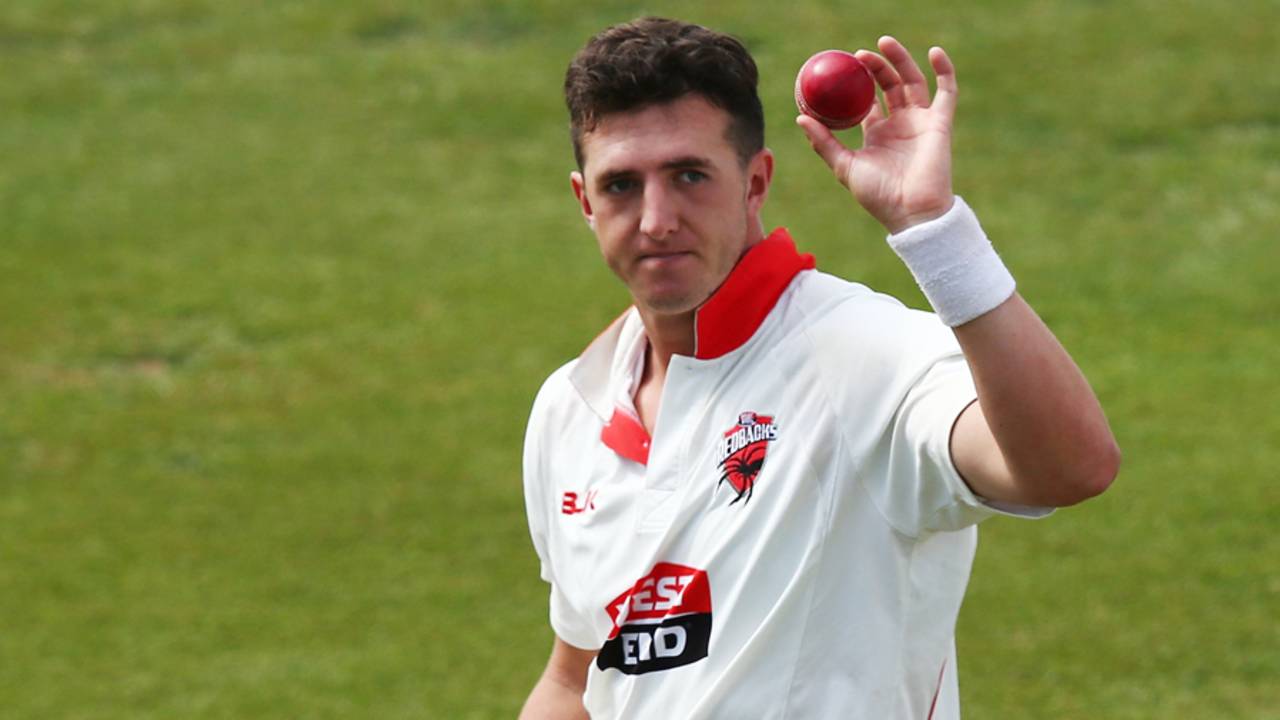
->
[[716, 411, 777, 507], [718, 444, 768, 505]]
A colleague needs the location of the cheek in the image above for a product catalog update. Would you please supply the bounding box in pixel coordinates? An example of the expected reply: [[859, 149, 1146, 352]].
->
[[591, 196, 638, 232], [594, 229, 630, 277]]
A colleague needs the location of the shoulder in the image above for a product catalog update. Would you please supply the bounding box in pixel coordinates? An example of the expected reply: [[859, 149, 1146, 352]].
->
[[526, 360, 581, 434], [773, 271, 966, 429], [787, 270, 959, 361], [522, 361, 580, 504]]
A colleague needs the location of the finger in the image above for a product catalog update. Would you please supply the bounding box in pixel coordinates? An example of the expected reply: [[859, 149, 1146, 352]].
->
[[795, 115, 854, 184], [877, 36, 931, 107], [853, 49, 908, 111], [928, 46, 958, 121]]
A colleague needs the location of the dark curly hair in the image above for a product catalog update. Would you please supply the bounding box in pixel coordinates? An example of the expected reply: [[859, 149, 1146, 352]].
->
[[564, 17, 765, 169]]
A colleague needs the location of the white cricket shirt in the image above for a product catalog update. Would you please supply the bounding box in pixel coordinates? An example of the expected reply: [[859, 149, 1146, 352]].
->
[[523, 229, 1046, 719]]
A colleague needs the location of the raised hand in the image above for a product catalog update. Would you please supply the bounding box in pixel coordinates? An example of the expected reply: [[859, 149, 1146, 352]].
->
[[796, 36, 957, 235]]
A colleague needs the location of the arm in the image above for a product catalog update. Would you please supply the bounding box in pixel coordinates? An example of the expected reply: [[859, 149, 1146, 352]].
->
[[949, 293, 1119, 506], [797, 37, 1119, 507], [518, 636, 594, 720]]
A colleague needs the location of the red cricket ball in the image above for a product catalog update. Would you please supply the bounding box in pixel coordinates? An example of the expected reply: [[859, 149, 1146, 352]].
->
[[794, 50, 876, 130]]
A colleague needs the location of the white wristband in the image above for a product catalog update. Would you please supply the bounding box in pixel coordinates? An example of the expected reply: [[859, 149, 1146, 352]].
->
[[886, 196, 1016, 327]]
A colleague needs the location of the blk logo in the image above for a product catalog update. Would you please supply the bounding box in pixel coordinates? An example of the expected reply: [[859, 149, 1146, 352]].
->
[[561, 490, 598, 515]]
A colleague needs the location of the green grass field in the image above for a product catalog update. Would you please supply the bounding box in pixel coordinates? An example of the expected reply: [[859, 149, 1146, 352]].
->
[[2, 1, 1278, 717]]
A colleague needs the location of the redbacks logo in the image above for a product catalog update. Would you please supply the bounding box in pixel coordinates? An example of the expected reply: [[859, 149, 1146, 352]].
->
[[716, 411, 778, 505], [596, 563, 712, 675]]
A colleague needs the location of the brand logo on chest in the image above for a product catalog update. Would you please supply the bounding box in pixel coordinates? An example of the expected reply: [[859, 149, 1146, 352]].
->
[[716, 411, 778, 505]]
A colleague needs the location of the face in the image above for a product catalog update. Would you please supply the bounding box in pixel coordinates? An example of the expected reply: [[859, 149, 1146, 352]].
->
[[571, 95, 773, 318]]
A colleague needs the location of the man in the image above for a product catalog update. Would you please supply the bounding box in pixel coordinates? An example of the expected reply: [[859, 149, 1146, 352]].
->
[[520, 17, 1119, 719]]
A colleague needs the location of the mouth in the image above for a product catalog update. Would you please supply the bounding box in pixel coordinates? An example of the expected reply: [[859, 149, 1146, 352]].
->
[[638, 251, 694, 268]]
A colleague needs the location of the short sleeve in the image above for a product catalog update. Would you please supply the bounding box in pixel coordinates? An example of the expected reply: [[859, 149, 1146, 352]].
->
[[866, 353, 1052, 535], [522, 367, 601, 650]]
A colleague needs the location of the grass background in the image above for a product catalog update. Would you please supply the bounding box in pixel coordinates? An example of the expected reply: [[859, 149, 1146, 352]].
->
[[2, 0, 1277, 717]]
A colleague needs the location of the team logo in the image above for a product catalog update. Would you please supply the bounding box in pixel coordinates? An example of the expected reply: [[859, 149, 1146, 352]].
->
[[597, 563, 712, 675], [716, 411, 778, 505]]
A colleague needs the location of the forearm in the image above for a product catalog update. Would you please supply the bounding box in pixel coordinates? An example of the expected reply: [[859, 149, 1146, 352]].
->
[[950, 292, 1120, 506], [519, 673, 590, 720], [519, 637, 593, 720], [880, 195, 1118, 506]]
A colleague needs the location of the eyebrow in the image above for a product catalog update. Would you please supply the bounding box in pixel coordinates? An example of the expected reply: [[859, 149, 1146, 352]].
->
[[595, 155, 714, 185]]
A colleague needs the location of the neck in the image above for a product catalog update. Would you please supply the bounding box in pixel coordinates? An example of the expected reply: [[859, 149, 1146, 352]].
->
[[636, 307, 695, 372]]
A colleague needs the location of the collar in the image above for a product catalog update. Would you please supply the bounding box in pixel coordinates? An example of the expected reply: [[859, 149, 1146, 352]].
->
[[692, 227, 816, 360], [569, 228, 815, 465]]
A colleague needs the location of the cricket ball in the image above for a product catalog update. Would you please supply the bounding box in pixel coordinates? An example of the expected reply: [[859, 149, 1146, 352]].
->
[[794, 50, 876, 130]]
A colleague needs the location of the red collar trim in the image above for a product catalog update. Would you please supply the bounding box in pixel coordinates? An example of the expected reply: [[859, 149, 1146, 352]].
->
[[694, 228, 815, 359], [600, 407, 651, 465]]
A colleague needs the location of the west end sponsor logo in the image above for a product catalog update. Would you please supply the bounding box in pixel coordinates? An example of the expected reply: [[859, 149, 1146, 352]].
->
[[597, 563, 712, 675]]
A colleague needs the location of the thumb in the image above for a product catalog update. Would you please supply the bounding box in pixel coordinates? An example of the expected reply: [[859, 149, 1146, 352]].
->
[[795, 115, 854, 185]]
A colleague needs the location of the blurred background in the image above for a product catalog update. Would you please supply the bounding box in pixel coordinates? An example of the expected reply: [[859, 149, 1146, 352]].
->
[[2, 0, 1277, 717]]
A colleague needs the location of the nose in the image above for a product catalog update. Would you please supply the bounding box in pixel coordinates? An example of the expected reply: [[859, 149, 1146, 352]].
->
[[639, 183, 679, 240]]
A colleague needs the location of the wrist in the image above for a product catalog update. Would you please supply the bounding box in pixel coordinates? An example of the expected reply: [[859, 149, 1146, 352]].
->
[[886, 195, 1016, 327], [885, 196, 956, 235]]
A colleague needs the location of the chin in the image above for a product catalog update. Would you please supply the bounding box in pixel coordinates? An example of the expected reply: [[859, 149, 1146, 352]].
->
[[637, 290, 705, 316]]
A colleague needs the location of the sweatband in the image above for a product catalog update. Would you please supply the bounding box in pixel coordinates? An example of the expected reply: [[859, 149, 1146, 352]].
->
[[886, 196, 1016, 327]]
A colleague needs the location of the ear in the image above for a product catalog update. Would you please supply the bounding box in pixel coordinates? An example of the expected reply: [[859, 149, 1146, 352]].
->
[[570, 171, 595, 230], [744, 148, 774, 217]]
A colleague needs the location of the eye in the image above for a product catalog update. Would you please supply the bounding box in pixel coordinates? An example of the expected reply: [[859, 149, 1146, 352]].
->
[[677, 169, 708, 184], [603, 178, 636, 195]]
